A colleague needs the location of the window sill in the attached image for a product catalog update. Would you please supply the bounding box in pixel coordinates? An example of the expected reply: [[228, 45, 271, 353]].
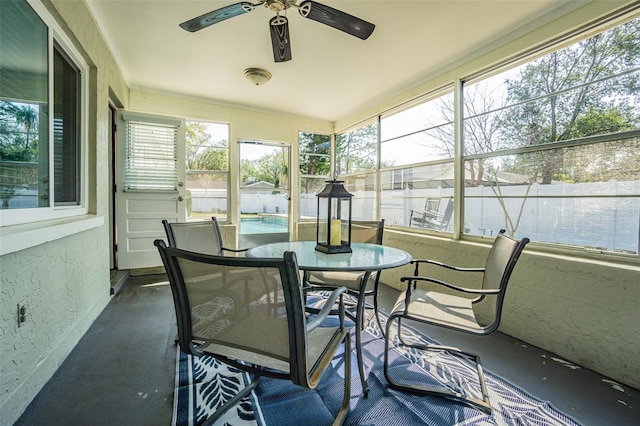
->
[[0, 215, 104, 256]]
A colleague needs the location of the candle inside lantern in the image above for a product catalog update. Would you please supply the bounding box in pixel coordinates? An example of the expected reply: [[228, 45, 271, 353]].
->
[[330, 219, 342, 245]]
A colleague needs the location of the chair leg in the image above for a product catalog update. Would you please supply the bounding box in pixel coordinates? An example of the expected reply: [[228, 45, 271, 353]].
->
[[355, 291, 367, 396], [384, 313, 492, 415], [202, 373, 261, 426], [355, 271, 372, 396], [373, 278, 386, 339], [333, 332, 351, 426], [306, 277, 373, 397]]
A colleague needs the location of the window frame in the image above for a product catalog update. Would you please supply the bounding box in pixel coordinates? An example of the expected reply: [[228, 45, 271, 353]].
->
[[53, 42, 82, 207], [298, 130, 331, 221], [335, 120, 379, 221], [184, 120, 230, 222], [377, 87, 456, 229], [334, 13, 639, 261], [0, 0, 88, 227], [458, 17, 640, 257]]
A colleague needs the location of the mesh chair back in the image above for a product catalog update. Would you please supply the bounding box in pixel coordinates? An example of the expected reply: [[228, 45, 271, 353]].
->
[[163, 219, 224, 255], [350, 220, 384, 244], [178, 257, 291, 366], [155, 241, 352, 420], [158, 241, 309, 375], [482, 232, 527, 291], [478, 231, 529, 323]]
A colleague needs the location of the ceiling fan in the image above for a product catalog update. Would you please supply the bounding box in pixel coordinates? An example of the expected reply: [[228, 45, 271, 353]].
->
[[179, 0, 375, 63]]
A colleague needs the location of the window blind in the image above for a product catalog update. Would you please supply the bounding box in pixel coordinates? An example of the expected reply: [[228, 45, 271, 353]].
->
[[124, 120, 179, 191], [0, 1, 48, 104]]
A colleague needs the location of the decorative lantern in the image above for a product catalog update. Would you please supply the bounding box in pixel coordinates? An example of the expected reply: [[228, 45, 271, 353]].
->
[[315, 178, 353, 254]]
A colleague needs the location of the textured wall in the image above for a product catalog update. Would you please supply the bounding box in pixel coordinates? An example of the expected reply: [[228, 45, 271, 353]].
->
[[0, 231, 110, 424], [0, 1, 129, 424], [379, 229, 640, 390]]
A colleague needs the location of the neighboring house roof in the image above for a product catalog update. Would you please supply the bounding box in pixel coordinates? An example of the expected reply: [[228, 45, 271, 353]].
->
[[242, 181, 276, 189], [403, 168, 532, 189]]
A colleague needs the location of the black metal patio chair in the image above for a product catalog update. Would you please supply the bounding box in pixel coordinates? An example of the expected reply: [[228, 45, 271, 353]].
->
[[155, 240, 352, 425], [384, 229, 529, 414]]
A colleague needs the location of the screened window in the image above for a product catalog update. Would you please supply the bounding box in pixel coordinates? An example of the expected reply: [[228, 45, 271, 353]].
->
[[462, 17, 640, 254], [334, 16, 639, 257], [379, 89, 455, 228], [336, 122, 377, 220], [123, 119, 179, 191], [185, 121, 229, 221], [336, 122, 377, 175], [343, 173, 377, 221], [299, 131, 330, 220], [381, 92, 454, 167], [0, 0, 86, 226], [53, 46, 81, 206], [380, 163, 455, 228]]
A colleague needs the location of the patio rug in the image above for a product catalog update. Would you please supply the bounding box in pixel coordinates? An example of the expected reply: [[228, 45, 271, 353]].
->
[[172, 312, 581, 426]]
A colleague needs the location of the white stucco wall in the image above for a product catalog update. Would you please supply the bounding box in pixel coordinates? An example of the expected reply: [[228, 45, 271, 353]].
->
[[0, 1, 129, 424], [383, 228, 640, 390], [0, 229, 109, 421]]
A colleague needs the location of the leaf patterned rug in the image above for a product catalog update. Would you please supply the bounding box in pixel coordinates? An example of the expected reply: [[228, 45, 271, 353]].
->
[[173, 314, 581, 425]]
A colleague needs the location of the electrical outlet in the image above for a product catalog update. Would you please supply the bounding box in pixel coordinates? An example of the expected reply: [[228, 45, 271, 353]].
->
[[17, 301, 27, 327]]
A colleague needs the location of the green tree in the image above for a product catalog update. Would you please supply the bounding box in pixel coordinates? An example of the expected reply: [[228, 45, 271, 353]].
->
[[336, 123, 377, 175], [185, 121, 228, 197], [431, 84, 505, 186], [240, 149, 288, 189], [430, 19, 639, 186], [499, 18, 640, 183], [427, 19, 639, 236], [185, 121, 228, 171], [240, 159, 259, 182], [299, 132, 330, 192], [0, 101, 39, 161], [0, 101, 40, 208], [260, 151, 288, 188]]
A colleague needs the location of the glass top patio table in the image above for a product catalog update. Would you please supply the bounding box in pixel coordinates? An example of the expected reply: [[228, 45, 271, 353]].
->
[[247, 240, 412, 396], [246, 241, 412, 272]]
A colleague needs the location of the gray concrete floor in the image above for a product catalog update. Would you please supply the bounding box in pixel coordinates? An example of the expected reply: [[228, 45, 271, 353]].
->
[[15, 274, 639, 425]]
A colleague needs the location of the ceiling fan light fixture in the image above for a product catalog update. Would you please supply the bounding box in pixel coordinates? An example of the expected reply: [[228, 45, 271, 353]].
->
[[244, 67, 272, 86], [180, 1, 375, 63]]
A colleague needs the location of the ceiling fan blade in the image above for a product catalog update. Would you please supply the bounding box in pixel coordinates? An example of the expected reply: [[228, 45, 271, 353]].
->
[[180, 2, 256, 32], [270, 16, 292, 63], [298, 1, 374, 40]]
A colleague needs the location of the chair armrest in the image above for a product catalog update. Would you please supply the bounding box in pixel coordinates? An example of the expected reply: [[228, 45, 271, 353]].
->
[[400, 275, 501, 295], [409, 210, 442, 219], [411, 259, 484, 273], [425, 210, 444, 219], [307, 286, 348, 331], [303, 283, 341, 294], [221, 246, 250, 254]]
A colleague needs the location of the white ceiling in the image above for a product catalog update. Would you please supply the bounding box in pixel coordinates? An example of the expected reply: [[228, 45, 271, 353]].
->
[[87, 0, 574, 122]]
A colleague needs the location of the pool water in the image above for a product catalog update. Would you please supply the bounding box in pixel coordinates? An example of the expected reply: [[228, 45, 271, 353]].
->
[[240, 216, 288, 234]]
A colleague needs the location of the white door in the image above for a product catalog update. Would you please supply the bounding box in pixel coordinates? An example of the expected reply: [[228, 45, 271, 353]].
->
[[115, 111, 186, 269]]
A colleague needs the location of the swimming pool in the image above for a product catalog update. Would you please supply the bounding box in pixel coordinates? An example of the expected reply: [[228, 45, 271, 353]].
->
[[240, 215, 288, 234]]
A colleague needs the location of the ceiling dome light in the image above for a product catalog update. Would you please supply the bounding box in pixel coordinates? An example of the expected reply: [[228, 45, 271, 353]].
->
[[244, 68, 272, 86]]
